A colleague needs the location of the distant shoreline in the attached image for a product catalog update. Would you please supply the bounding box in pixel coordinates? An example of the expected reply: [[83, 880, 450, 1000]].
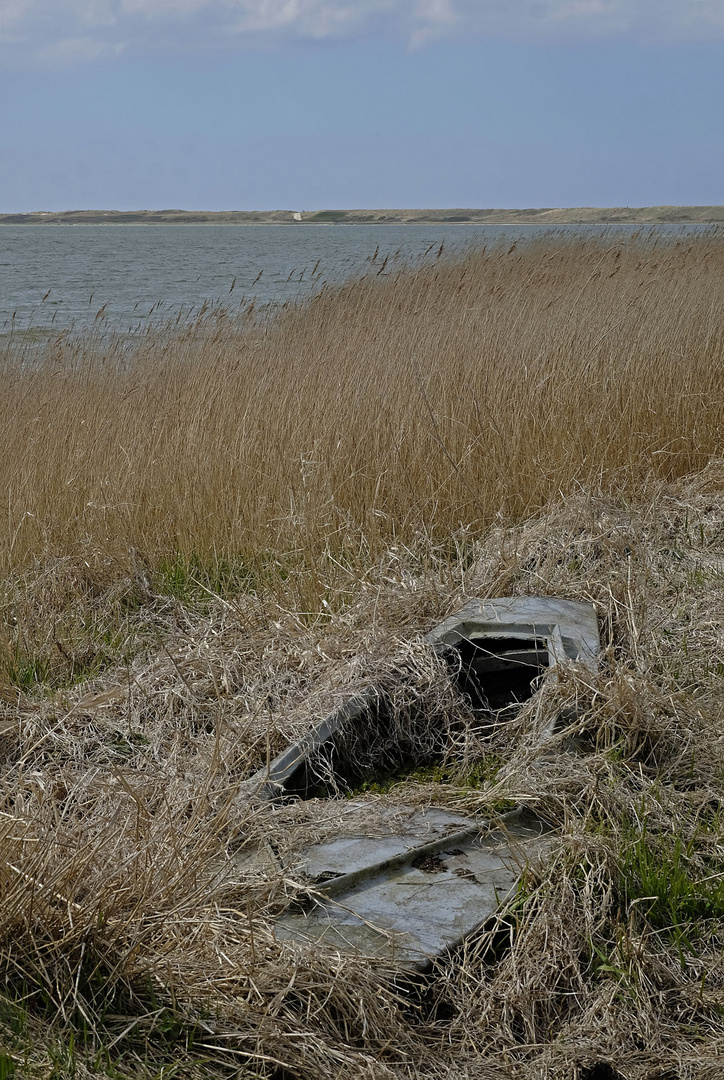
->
[[2, 206, 724, 227]]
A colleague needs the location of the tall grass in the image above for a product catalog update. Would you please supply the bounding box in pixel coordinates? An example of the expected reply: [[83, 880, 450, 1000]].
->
[[2, 233, 723, 575]]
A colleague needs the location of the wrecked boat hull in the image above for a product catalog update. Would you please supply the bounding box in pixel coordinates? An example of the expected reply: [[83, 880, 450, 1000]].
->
[[248, 597, 599, 967], [276, 807, 550, 970]]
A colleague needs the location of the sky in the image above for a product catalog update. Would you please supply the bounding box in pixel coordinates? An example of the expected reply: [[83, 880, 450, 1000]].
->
[[1, 1, 723, 210]]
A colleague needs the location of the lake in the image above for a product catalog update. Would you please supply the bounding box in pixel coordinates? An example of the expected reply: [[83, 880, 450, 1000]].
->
[[0, 222, 714, 336]]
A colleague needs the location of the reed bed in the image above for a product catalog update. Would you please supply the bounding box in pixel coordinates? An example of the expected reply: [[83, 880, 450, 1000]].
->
[[0, 234, 722, 1078], [1, 232, 723, 577]]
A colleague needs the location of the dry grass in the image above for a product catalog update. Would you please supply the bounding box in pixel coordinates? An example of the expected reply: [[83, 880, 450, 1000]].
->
[[1, 232, 723, 576], [0, 234, 722, 1078], [0, 481, 722, 1079]]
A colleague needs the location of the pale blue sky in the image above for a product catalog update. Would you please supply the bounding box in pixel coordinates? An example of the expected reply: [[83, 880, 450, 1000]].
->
[[1, 1, 723, 210]]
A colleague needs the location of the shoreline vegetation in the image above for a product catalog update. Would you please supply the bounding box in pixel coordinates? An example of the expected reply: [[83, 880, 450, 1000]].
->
[[2, 204, 724, 226], [0, 233, 723, 1078]]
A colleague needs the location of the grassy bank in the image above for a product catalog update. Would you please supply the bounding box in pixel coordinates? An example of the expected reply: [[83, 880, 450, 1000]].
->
[[0, 234, 722, 1078]]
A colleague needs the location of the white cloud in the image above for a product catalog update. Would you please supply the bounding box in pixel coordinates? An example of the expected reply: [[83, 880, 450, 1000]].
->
[[3, 0, 724, 65]]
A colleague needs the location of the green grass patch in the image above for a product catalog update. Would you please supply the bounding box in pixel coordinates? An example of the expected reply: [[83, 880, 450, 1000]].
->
[[2, 624, 133, 693], [0, 969, 226, 1080], [620, 807, 724, 963], [153, 551, 259, 603], [348, 756, 506, 796]]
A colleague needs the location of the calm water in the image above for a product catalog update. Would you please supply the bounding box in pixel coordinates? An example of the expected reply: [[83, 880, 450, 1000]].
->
[[0, 222, 714, 336]]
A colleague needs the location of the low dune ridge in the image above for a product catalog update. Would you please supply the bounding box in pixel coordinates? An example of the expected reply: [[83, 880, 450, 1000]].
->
[[2, 204, 724, 225]]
